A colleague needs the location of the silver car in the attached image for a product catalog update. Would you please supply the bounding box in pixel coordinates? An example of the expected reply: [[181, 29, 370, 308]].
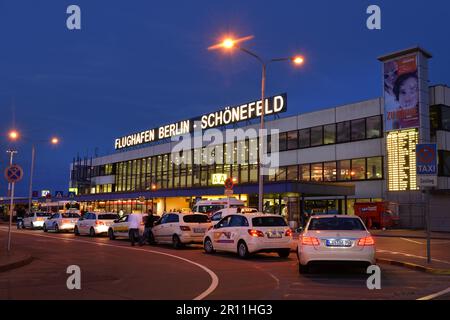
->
[[20, 212, 52, 229]]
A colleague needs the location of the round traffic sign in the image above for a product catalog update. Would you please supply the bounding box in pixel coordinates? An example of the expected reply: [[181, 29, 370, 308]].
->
[[5, 164, 24, 183], [224, 177, 234, 190], [417, 145, 436, 164]]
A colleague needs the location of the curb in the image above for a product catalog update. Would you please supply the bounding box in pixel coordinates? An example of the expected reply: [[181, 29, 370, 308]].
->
[[376, 258, 450, 275], [0, 255, 34, 273]]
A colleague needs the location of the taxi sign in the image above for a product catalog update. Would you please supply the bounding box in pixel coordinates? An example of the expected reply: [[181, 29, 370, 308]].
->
[[5, 164, 23, 183], [416, 143, 437, 187]]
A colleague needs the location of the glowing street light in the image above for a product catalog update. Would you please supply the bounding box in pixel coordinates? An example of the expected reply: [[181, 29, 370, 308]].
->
[[51, 137, 59, 145], [292, 55, 305, 65], [209, 34, 305, 213], [8, 130, 19, 141]]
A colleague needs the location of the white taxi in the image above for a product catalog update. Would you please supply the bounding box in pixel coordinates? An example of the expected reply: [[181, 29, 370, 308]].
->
[[108, 213, 147, 240], [297, 215, 376, 273], [21, 212, 52, 229], [43, 212, 81, 232], [203, 213, 293, 259], [150, 212, 211, 249], [74, 212, 119, 237]]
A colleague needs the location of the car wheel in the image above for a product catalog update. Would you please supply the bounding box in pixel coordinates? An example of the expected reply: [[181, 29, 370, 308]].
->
[[237, 241, 249, 259], [74, 226, 80, 236], [43, 224, 48, 232], [21, 221, 25, 229], [172, 235, 182, 249], [108, 229, 115, 240], [298, 263, 309, 274], [204, 237, 215, 254], [54, 224, 59, 233], [277, 249, 290, 258], [89, 227, 96, 237]]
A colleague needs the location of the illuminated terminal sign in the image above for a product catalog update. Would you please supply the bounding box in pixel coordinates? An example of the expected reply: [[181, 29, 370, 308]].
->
[[114, 94, 287, 150]]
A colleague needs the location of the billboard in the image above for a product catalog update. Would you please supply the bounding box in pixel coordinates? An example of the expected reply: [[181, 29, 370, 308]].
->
[[383, 54, 420, 131]]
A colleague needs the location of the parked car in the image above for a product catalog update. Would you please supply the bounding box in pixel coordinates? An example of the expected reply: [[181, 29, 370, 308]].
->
[[108, 213, 147, 240], [150, 213, 211, 248], [203, 213, 293, 259], [21, 212, 52, 229], [43, 212, 81, 233], [297, 215, 376, 274], [74, 212, 119, 236]]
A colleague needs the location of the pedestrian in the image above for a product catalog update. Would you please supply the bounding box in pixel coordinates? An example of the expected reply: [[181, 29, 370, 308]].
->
[[128, 213, 141, 246], [140, 210, 156, 246]]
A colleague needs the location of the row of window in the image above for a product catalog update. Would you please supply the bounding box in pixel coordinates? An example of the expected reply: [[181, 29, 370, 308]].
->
[[110, 156, 383, 194], [268, 157, 383, 182], [277, 115, 383, 151]]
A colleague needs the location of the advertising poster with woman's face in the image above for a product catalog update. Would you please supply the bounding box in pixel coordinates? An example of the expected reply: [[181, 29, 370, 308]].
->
[[383, 55, 420, 131]]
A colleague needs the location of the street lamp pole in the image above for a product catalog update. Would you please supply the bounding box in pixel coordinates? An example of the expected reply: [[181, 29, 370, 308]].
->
[[209, 36, 304, 212], [6, 149, 18, 252], [28, 144, 36, 214]]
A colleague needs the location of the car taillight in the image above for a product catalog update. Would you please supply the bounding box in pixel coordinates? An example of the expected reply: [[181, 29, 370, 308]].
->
[[36, 217, 44, 221], [180, 226, 191, 231], [285, 229, 293, 237], [301, 236, 320, 246], [248, 229, 264, 237], [358, 236, 375, 246], [95, 221, 104, 226]]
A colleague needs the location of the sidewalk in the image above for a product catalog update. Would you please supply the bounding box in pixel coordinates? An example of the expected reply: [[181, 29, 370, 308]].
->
[[371, 229, 450, 240], [0, 250, 33, 273]]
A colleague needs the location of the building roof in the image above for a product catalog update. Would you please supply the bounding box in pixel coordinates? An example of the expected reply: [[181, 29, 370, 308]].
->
[[377, 46, 432, 62]]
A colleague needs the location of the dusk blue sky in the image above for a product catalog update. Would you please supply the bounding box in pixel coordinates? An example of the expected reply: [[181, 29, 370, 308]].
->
[[0, 0, 449, 196]]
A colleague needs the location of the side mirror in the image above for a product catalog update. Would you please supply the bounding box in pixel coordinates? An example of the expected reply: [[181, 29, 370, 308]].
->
[[114, 219, 119, 223], [213, 224, 219, 229], [295, 227, 303, 233]]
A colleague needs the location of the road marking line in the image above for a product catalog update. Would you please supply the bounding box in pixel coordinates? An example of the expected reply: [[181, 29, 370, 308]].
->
[[0, 228, 218, 300], [417, 286, 450, 300], [377, 249, 450, 265], [400, 238, 423, 245]]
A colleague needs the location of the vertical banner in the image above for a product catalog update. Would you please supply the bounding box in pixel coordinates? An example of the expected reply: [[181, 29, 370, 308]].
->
[[383, 54, 420, 131]]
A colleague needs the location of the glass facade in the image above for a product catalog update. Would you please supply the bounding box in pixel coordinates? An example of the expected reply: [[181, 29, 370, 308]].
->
[[71, 114, 384, 195]]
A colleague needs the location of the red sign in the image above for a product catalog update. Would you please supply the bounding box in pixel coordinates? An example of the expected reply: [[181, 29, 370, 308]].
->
[[224, 177, 234, 190]]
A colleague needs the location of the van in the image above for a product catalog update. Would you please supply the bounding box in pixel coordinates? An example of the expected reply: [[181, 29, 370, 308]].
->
[[192, 198, 245, 216]]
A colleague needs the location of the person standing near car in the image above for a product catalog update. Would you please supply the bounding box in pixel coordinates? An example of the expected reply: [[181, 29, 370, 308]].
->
[[140, 210, 156, 245], [128, 213, 141, 246]]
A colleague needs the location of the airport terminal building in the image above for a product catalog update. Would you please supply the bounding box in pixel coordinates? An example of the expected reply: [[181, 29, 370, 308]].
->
[[67, 47, 450, 231]]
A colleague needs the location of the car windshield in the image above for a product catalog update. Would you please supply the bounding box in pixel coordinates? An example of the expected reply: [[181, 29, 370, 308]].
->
[[252, 216, 287, 227], [98, 214, 119, 220], [183, 215, 209, 223], [308, 217, 366, 231], [36, 212, 52, 217], [196, 205, 224, 214]]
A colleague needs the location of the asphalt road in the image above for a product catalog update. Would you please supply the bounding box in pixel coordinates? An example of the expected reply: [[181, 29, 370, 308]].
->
[[1, 227, 449, 300]]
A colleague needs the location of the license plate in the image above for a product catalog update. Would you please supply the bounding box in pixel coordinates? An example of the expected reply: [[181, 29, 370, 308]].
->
[[326, 239, 352, 247], [194, 228, 205, 233], [267, 231, 282, 238]]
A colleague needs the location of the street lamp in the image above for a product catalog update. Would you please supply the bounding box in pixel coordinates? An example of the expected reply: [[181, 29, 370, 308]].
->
[[209, 35, 304, 212], [7, 131, 61, 214], [8, 130, 19, 141], [28, 137, 60, 214]]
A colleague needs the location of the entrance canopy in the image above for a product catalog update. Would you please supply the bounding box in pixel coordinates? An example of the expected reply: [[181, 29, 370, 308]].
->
[[72, 181, 355, 202]]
